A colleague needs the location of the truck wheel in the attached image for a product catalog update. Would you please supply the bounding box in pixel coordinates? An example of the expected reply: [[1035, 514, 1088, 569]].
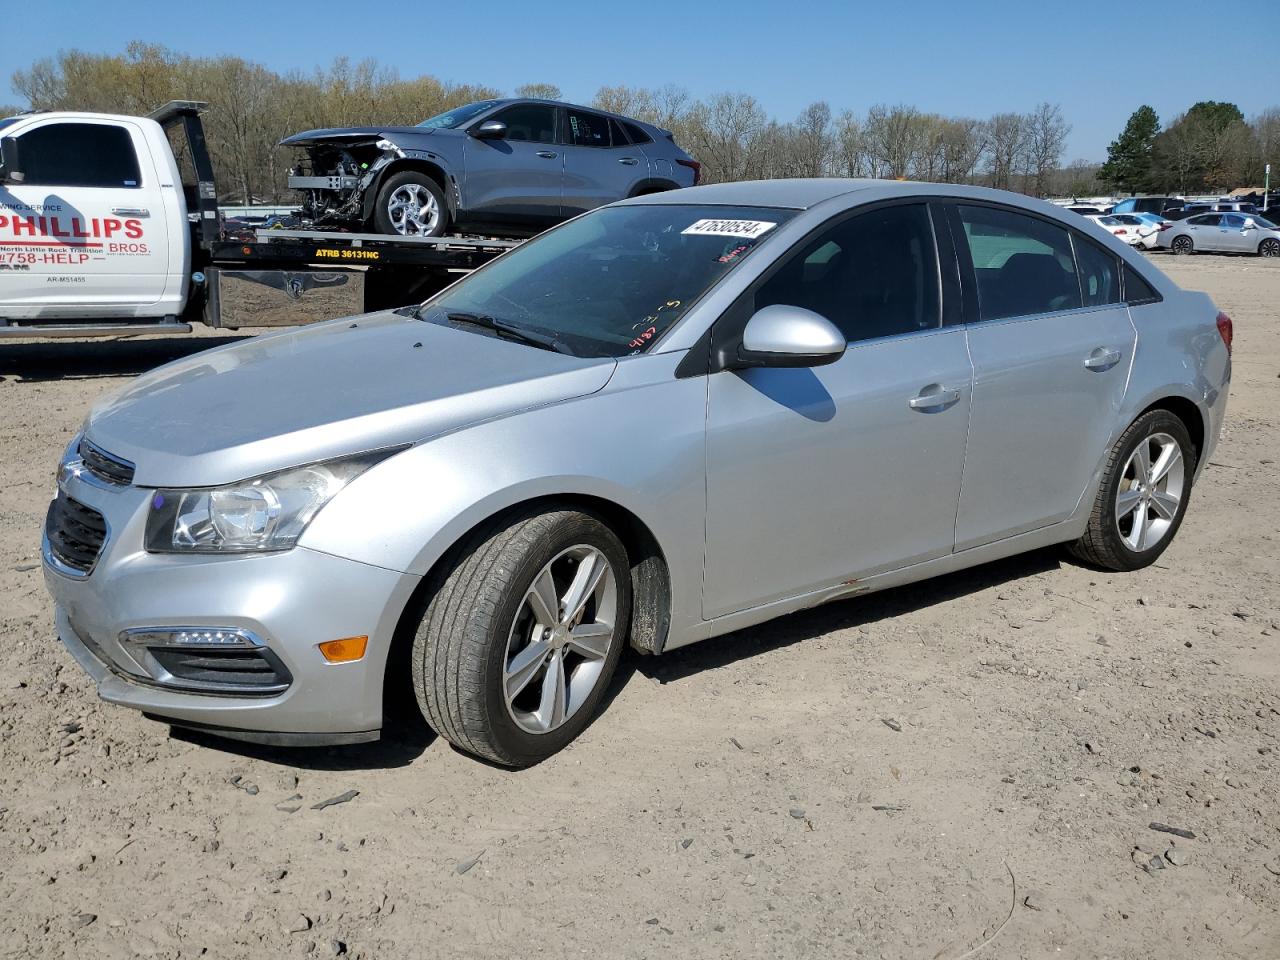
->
[[411, 507, 631, 767], [1067, 409, 1195, 572], [373, 172, 448, 237]]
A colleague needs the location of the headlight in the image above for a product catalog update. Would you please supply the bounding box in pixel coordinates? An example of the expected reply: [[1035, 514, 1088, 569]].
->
[[144, 450, 399, 554]]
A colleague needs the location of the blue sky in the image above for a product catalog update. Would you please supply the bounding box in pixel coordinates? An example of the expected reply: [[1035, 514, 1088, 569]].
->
[[2, 0, 1276, 162]]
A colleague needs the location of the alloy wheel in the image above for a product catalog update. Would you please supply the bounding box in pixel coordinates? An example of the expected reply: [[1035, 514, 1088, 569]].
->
[[1261, 238, 1280, 258], [503, 545, 618, 735], [1114, 432, 1185, 552], [386, 184, 441, 236]]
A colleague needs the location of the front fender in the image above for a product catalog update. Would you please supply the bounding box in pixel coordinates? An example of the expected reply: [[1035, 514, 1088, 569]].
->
[[299, 352, 709, 637]]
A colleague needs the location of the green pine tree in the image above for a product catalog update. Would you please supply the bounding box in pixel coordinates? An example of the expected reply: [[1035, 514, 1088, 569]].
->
[[1099, 106, 1160, 193]]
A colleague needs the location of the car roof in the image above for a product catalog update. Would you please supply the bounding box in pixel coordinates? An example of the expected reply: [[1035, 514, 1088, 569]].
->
[[620, 179, 1130, 220]]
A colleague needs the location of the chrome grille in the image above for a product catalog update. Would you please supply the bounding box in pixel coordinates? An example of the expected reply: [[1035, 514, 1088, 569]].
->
[[79, 439, 135, 486], [45, 494, 107, 574]]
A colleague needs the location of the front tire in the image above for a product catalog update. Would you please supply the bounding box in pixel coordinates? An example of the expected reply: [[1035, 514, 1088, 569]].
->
[[1260, 237, 1280, 258], [411, 508, 631, 767], [1068, 410, 1195, 571], [372, 171, 448, 237], [1171, 235, 1194, 255]]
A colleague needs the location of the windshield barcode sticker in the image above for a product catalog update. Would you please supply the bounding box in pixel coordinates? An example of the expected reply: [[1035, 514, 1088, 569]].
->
[[682, 219, 776, 239]]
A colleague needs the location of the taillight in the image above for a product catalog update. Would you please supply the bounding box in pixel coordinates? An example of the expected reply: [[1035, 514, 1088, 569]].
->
[[1216, 311, 1233, 355], [1158, 222, 1172, 230], [676, 158, 701, 185], [1115, 229, 1128, 235]]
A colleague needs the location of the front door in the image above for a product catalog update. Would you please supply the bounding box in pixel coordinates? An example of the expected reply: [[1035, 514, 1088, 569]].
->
[[1184, 213, 1224, 250], [1217, 213, 1255, 252], [0, 118, 168, 318], [560, 107, 650, 217], [949, 203, 1136, 549], [461, 103, 563, 230], [703, 203, 972, 619]]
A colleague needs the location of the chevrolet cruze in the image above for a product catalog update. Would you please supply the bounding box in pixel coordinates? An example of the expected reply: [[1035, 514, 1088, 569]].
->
[[43, 179, 1232, 766]]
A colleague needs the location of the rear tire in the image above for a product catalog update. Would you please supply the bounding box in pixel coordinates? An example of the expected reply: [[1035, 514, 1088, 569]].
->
[[1171, 235, 1194, 255], [372, 171, 448, 237], [1067, 410, 1196, 571], [1260, 237, 1280, 258], [411, 508, 631, 767]]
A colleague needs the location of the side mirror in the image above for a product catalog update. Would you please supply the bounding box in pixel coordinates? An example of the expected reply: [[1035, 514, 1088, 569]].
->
[[732, 304, 846, 369], [471, 120, 508, 140], [0, 136, 24, 183], [1243, 221, 1258, 230]]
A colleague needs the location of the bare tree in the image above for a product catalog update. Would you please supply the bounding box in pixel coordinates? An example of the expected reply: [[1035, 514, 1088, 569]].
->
[[791, 101, 833, 177], [863, 104, 924, 179], [985, 112, 1026, 190], [515, 83, 561, 100], [1022, 102, 1071, 196]]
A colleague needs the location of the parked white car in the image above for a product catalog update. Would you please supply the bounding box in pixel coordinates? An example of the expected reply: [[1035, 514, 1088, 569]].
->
[[1106, 213, 1166, 250], [1087, 214, 1149, 247]]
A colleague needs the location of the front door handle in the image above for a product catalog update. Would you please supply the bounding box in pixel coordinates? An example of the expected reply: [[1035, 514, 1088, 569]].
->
[[618, 157, 640, 165], [111, 207, 150, 217], [535, 150, 558, 159], [908, 385, 962, 410], [1084, 347, 1122, 370]]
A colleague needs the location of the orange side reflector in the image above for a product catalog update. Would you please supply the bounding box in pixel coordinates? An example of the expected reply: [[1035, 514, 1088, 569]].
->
[[318, 636, 368, 663]]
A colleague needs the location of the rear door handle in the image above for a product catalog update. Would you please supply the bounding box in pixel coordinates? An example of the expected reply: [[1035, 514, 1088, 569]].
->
[[111, 207, 150, 217], [1084, 347, 1122, 370], [535, 151, 558, 159], [909, 385, 962, 410], [618, 157, 640, 165]]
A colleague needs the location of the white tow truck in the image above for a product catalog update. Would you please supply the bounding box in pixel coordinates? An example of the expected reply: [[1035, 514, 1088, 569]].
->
[[0, 101, 517, 339]]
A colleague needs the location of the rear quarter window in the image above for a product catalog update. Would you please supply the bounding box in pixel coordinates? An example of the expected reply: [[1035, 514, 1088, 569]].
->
[[1123, 264, 1160, 304]]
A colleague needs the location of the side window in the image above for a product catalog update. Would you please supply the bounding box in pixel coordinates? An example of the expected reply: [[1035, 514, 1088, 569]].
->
[[1072, 234, 1120, 307], [1189, 214, 1221, 227], [565, 109, 612, 147], [1123, 264, 1160, 305], [957, 205, 1082, 321], [621, 121, 652, 145], [17, 122, 141, 188], [1222, 214, 1245, 229], [756, 203, 941, 344], [489, 104, 557, 144]]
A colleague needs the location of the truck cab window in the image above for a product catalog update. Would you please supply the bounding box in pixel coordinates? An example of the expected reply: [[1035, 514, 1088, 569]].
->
[[17, 123, 142, 188]]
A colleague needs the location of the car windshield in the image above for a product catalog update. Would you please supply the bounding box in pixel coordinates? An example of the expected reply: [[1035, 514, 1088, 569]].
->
[[417, 100, 502, 129], [421, 204, 795, 358]]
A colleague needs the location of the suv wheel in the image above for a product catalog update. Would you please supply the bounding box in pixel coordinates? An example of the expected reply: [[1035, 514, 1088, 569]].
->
[[373, 171, 448, 237], [1068, 410, 1195, 571], [411, 508, 631, 767]]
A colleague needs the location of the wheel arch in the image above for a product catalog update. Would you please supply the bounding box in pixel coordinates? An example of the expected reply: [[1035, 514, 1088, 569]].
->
[[627, 178, 681, 198], [382, 492, 673, 723], [360, 158, 456, 224], [1138, 395, 1205, 466]]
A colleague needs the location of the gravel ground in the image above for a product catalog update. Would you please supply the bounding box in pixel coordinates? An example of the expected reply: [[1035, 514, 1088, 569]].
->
[[0, 254, 1277, 960]]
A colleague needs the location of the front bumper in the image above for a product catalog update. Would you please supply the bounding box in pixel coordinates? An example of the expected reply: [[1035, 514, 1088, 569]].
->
[[43, 457, 420, 743]]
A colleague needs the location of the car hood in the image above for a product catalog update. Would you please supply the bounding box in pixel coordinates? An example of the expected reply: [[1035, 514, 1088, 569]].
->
[[280, 126, 442, 146], [83, 312, 616, 488]]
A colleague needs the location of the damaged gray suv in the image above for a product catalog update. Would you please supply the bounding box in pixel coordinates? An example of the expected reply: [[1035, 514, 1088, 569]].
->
[[282, 98, 700, 237]]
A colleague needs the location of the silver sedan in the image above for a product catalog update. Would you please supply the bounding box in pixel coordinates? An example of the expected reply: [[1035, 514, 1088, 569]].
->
[[43, 180, 1232, 766], [1158, 210, 1280, 256]]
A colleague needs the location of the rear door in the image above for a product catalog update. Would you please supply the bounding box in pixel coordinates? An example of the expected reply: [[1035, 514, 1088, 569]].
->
[[949, 203, 1135, 549], [0, 118, 168, 317], [560, 107, 650, 216], [461, 103, 563, 229], [1184, 213, 1223, 248]]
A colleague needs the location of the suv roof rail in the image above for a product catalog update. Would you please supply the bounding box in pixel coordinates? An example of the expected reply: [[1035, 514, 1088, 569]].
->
[[147, 100, 209, 125]]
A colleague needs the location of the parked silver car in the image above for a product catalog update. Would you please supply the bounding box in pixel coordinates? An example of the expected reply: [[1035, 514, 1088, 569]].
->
[[1158, 211, 1280, 256], [44, 180, 1232, 766]]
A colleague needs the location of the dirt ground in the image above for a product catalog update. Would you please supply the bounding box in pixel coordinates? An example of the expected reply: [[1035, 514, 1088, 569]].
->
[[1, 254, 1277, 960]]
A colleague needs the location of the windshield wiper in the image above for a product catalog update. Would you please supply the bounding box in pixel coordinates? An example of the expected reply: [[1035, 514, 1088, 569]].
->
[[432, 309, 572, 355]]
